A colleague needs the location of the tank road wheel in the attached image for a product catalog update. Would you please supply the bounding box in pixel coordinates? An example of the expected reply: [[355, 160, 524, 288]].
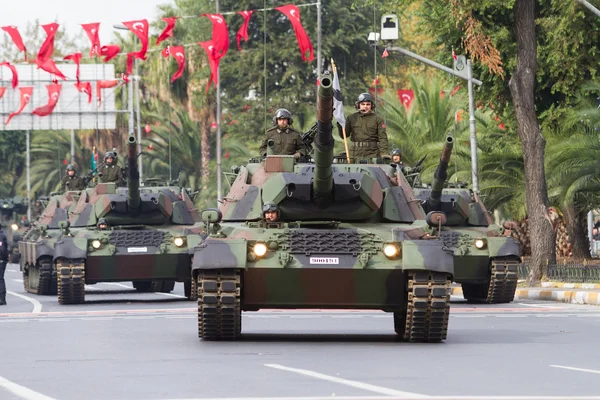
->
[[400, 271, 451, 343], [197, 269, 241, 341], [184, 278, 197, 301], [462, 258, 519, 304], [56, 259, 86, 305], [23, 258, 56, 295]]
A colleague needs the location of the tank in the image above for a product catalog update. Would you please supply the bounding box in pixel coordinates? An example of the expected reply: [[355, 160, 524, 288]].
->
[[1, 196, 30, 264], [18, 134, 207, 304], [191, 75, 454, 342], [413, 136, 521, 303]]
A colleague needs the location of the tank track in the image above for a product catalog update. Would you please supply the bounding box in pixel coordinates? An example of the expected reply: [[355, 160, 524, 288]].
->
[[462, 257, 519, 304], [197, 269, 241, 340], [57, 259, 86, 305], [184, 277, 198, 301], [395, 271, 451, 342], [150, 280, 175, 293], [24, 259, 57, 295]]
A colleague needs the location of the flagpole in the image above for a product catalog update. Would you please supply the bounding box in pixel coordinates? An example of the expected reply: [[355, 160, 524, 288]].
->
[[216, 0, 223, 204], [331, 59, 350, 164]]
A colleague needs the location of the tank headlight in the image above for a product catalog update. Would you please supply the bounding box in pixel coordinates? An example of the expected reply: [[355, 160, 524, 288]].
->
[[174, 237, 185, 247], [383, 244, 400, 258], [253, 243, 268, 257], [474, 239, 486, 249], [91, 240, 102, 249], [10, 223, 18, 231]]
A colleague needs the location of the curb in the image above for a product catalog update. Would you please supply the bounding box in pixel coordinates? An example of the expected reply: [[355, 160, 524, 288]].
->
[[540, 282, 600, 289], [450, 287, 600, 305]]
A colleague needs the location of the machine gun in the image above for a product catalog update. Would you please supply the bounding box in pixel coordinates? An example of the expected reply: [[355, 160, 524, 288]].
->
[[402, 154, 427, 188], [300, 121, 318, 158]]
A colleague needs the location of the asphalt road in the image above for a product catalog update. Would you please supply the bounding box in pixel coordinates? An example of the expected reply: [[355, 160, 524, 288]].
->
[[1, 263, 600, 400]]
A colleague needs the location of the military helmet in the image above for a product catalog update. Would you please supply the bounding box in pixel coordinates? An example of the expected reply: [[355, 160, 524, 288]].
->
[[97, 218, 108, 226], [66, 164, 76, 172], [391, 148, 402, 156], [104, 151, 115, 161], [272, 108, 293, 126], [355, 92, 375, 109], [262, 202, 279, 213]]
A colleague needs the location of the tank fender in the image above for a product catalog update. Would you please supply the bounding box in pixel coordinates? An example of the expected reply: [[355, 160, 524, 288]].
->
[[487, 237, 521, 258], [402, 240, 454, 276], [53, 237, 88, 261], [191, 238, 248, 270]]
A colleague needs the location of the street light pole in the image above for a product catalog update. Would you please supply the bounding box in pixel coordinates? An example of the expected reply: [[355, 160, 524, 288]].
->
[[134, 49, 143, 183], [216, 0, 223, 204], [26, 130, 31, 221]]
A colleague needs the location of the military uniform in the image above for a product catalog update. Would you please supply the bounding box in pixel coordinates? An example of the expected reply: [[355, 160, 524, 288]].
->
[[61, 175, 86, 191], [31, 202, 45, 220], [99, 164, 122, 184], [259, 127, 306, 156], [338, 111, 388, 160], [0, 226, 8, 305]]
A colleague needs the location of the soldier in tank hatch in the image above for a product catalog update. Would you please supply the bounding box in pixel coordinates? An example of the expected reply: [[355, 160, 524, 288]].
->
[[98, 151, 123, 184], [259, 108, 306, 158], [60, 164, 86, 191]]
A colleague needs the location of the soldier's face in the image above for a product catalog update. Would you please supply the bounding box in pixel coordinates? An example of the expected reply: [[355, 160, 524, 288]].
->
[[392, 155, 401, 163], [106, 157, 114, 164], [67, 170, 75, 176], [277, 118, 289, 129], [359, 101, 372, 114], [265, 211, 279, 222]]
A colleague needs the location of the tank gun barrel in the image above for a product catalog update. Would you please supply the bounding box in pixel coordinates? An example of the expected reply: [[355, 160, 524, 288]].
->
[[312, 75, 334, 204], [127, 134, 141, 210], [428, 133, 454, 211]]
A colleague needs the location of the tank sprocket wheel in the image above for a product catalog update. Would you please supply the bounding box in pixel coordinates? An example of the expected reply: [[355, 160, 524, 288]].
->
[[399, 270, 451, 343], [462, 257, 519, 304], [197, 269, 241, 341], [57, 259, 85, 305]]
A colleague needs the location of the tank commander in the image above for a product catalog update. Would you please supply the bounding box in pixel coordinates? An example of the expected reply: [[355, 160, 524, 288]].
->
[[98, 151, 122, 184], [259, 108, 306, 159], [391, 148, 402, 165], [61, 164, 86, 191], [337, 92, 389, 161], [262, 202, 280, 222], [97, 218, 110, 230]]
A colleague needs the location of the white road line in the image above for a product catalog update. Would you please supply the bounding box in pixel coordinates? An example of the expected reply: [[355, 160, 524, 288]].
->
[[0, 375, 56, 400], [155, 292, 186, 298], [264, 364, 427, 398], [6, 291, 42, 313], [550, 364, 600, 375], [517, 303, 559, 308], [13, 279, 23, 283], [98, 282, 133, 289], [163, 396, 600, 400]]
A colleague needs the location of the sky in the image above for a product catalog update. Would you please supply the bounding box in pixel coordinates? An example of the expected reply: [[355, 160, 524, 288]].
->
[[0, 0, 174, 49]]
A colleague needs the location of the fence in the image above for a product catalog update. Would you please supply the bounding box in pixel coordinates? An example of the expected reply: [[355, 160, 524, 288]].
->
[[518, 263, 600, 282]]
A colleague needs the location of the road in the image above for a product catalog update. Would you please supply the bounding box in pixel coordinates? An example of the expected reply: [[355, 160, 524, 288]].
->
[[1, 263, 600, 400]]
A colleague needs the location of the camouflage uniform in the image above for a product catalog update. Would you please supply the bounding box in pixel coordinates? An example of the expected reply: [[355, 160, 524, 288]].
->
[[61, 175, 86, 191]]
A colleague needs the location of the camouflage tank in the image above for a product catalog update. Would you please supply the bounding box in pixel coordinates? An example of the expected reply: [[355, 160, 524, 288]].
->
[[19, 135, 207, 304], [191, 75, 454, 342], [1, 196, 30, 263], [413, 136, 521, 303]]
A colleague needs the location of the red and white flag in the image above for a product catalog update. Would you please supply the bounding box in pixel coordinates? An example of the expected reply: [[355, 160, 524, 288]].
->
[[0, 62, 19, 88], [5, 86, 33, 125], [275, 5, 314, 61], [397, 89, 415, 109], [75, 82, 92, 104], [64, 53, 82, 83], [36, 23, 59, 64], [99, 45, 120, 62], [452, 48, 457, 60], [36, 58, 67, 80], [169, 46, 186, 82], [33, 84, 62, 117], [0, 87, 6, 100], [202, 14, 229, 60], [81, 23, 101, 57], [156, 17, 177, 46], [123, 19, 149, 60], [96, 80, 119, 106], [236, 11, 253, 50], [1, 25, 27, 60], [198, 41, 219, 92]]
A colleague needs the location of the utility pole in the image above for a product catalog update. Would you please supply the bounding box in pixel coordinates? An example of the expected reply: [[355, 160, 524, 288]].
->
[[216, 0, 223, 203], [26, 130, 31, 222]]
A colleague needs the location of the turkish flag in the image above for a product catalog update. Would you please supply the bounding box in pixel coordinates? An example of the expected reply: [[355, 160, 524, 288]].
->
[[99, 45, 121, 62], [81, 23, 101, 57], [0, 87, 6, 100], [36, 57, 67, 80], [125, 52, 136, 75], [96, 80, 119, 106], [5, 86, 33, 125], [198, 41, 219, 92], [123, 19, 149, 60], [33, 84, 62, 117], [64, 53, 82, 83], [169, 46, 186, 82], [275, 5, 314, 61], [236, 11, 253, 50], [36, 22, 59, 64], [1, 26, 27, 60], [75, 82, 92, 104], [397, 89, 415, 109], [0, 62, 18, 88], [161, 45, 171, 58], [156, 17, 177, 46], [202, 14, 229, 60]]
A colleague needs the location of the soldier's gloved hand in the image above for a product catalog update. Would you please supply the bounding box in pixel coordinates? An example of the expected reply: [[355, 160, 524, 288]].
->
[[381, 154, 391, 161]]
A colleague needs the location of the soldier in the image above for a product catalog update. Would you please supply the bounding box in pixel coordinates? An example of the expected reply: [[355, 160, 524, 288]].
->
[[338, 92, 389, 161], [259, 108, 306, 158], [0, 223, 7, 305], [262, 202, 280, 222], [97, 218, 109, 230], [391, 148, 402, 164], [31, 200, 45, 220], [98, 151, 122, 184], [61, 164, 86, 191]]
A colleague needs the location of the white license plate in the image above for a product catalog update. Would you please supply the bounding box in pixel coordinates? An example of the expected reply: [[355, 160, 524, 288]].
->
[[309, 257, 339, 264], [127, 247, 148, 253]]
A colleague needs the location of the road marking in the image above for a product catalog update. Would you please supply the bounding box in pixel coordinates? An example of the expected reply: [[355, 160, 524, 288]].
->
[[13, 279, 23, 283], [264, 364, 427, 398], [0, 375, 56, 400], [155, 292, 186, 298], [162, 395, 600, 400], [7, 291, 42, 313], [518, 303, 559, 308], [550, 364, 600, 375], [98, 282, 133, 289]]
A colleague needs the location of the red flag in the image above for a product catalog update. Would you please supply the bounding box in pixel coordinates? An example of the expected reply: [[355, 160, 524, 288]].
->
[[161, 46, 171, 58], [122, 73, 130, 83], [0, 62, 18, 88], [0, 87, 6, 100], [5, 86, 33, 125], [123, 19, 149, 60], [81, 23, 101, 57], [382, 49, 389, 58], [275, 5, 314, 61], [32, 84, 62, 117], [236, 11, 253, 50], [156, 17, 177, 46], [36, 23, 59, 64], [36, 58, 67, 80], [64, 53, 82, 83], [126, 52, 136, 75], [450, 85, 460, 96], [75, 82, 92, 104], [1, 26, 27, 60], [169, 46, 186, 82], [202, 14, 229, 60], [198, 41, 219, 92], [452, 48, 457, 60], [99, 45, 120, 62], [96, 80, 119, 106], [397, 89, 415, 109]]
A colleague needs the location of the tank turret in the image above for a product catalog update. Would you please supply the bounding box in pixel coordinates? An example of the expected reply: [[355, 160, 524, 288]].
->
[[427, 133, 454, 211], [126, 134, 141, 211], [312, 75, 335, 205]]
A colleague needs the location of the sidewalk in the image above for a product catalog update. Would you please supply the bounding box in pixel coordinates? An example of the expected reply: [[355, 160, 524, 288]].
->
[[451, 283, 600, 305]]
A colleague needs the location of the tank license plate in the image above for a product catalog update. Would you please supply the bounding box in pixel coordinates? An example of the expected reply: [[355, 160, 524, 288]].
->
[[309, 257, 339, 264], [127, 247, 148, 253]]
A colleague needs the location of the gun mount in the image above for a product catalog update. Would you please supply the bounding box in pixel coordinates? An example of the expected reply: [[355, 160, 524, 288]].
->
[[127, 134, 141, 211]]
